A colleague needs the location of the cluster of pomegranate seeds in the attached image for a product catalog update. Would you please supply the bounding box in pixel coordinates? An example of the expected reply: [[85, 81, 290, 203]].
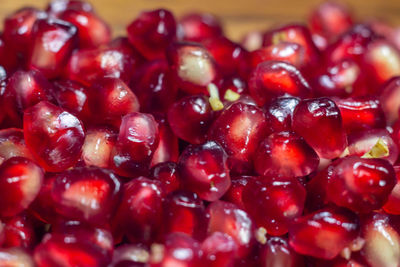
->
[[2, 0, 400, 266]]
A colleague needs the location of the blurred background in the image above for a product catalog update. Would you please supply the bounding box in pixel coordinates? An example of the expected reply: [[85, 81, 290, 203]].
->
[[0, 0, 399, 40]]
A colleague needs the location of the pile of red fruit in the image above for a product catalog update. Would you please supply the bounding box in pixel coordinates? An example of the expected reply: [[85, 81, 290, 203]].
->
[[1, 0, 400, 266]]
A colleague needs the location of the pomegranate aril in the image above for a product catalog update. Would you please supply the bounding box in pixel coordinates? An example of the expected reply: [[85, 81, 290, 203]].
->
[[2, 214, 35, 249], [0, 128, 33, 165], [208, 101, 268, 174], [110, 244, 149, 267], [380, 77, 400, 125], [264, 96, 299, 133], [127, 9, 176, 60], [162, 190, 207, 240], [289, 206, 360, 260], [0, 157, 43, 218], [29, 18, 77, 78], [334, 96, 386, 134], [23, 101, 85, 172], [250, 42, 305, 69], [3, 7, 47, 57], [207, 200, 255, 258], [150, 162, 180, 194], [46, 0, 94, 17], [178, 13, 223, 42], [259, 236, 305, 267], [81, 127, 117, 169], [167, 42, 218, 95], [383, 166, 400, 215], [88, 77, 140, 128], [52, 79, 91, 123], [167, 94, 213, 144], [309, 2, 353, 42], [66, 46, 142, 87], [149, 233, 201, 267], [0, 248, 35, 267], [361, 213, 400, 267], [222, 175, 254, 209], [110, 112, 159, 177], [130, 60, 177, 114], [325, 156, 396, 213], [201, 232, 237, 267], [151, 116, 179, 167], [242, 176, 306, 236], [254, 131, 319, 178], [51, 167, 121, 225], [249, 60, 312, 106], [347, 129, 398, 164], [59, 9, 111, 48], [203, 36, 250, 78], [178, 141, 231, 202], [292, 97, 347, 159], [218, 76, 248, 99], [112, 177, 164, 244]]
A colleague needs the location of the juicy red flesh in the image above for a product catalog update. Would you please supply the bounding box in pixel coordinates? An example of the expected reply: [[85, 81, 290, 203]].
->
[[179, 13, 223, 42]]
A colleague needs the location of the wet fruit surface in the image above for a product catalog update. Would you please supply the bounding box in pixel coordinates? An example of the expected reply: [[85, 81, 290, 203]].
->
[[1, 1, 400, 266]]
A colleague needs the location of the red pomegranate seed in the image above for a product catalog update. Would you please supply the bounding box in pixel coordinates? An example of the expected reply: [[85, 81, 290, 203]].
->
[[217, 76, 248, 98], [312, 59, 367, 97], [112, 177, 164, 244], [249, 61, 312, 106], [110, 112, 159, 177], [3, 7, 47, 58], [347, 129, 398, 164], [130, 60, 177, 114], [222, 175, 254, 209], [380, 77, 400, 125], [178, 141, 231, 201], [150, 162, 180, 194], [263, 24, 320, 72], [110, 244, 149, 267], [151, 116, 179, 167], [51, 167, 121, 225], [52, 79, 91, 123], [254, 131, 319, 178], [208, 101, 268, 174], [250, 42, 305, 70], [325, 156, 396, 213], [0, 157, 43, 218], [203, 36, 250, 78], [289, 206, 360, 259], [87, 77, 140, 128], [0, 248, 35, 267], [243, 176, 306, 236], [264, 96, 299, 133], [179, 13, 223, 42], [127, 9, 176, 60], [2, 213, 35, 249], [361, 213, 400, 267], [0, 128, 33, 165], [23, 101, 85, 172], [34, 223, 113, 267], [29, 18, 78, 78], [3, 70, 55, 124], [309, 2, 353, 41], [363, 39, 400, 89], [59, 9, 111, 48], [201, 232, 237, 267], [162, 190, 207, 240], [66, 46, 142, 86], [292, 97, 347, 159], [0, 36, 19, 72], [81, 127, 117, 169], [167, 42, 218, 95], [383, 166, 400, 215], [167, 94, 214, 144], [207, 200, 255, 258], [149, 233, 201, 267], [259, 236, 305, 267], [46, 0, 94, 17], [334, 96, 386, 134]]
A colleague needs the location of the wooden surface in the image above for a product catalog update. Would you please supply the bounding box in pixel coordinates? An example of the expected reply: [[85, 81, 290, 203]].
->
[[0, 0, 400, 41]]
